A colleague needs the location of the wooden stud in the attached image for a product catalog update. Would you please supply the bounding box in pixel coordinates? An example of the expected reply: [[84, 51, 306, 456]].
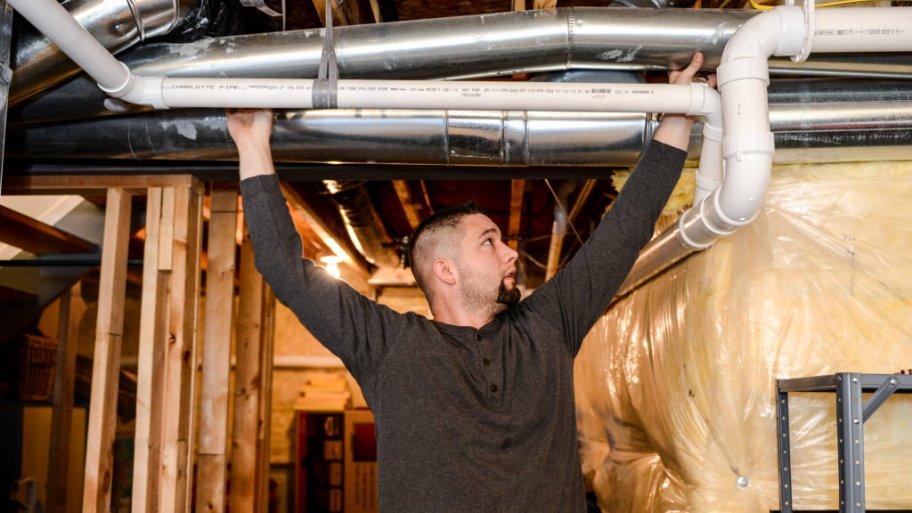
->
[[133, 187, 170, 513], [196, 183, 239, 513], [165, 182, 204, 513], [231, 224, 266, 512], [257, 286, 276, 513], [131, 180, 203, 513], [47, 282, 82, 513], [82, 188, 133, 513]]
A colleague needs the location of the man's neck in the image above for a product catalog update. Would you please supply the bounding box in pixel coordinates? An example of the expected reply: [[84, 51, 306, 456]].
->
[[431, 301, 499, 330]]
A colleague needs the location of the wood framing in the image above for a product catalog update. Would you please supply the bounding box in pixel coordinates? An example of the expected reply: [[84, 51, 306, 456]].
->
[[132, 180, 204, 513], [2, 174, 194, 196], [46, 282, 81, 513], [196, 183, 239, 513], [230, 222, 276, 513], [232, 224, 263, 512], [0, 204, 97, 255], [133, 187, 171, 513], [392, 180, 423, 230], [82, 188, 133, 513], [507, 180, 525, 251]]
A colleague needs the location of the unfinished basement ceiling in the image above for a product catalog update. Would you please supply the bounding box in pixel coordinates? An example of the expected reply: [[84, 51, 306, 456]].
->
[[3, 0, 912, 289]]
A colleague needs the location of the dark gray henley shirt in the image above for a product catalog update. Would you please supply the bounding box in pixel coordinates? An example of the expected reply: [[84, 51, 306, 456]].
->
[[240, 141, 686, 513]]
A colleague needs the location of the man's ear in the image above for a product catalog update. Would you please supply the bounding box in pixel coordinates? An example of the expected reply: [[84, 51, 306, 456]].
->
[[431, 258, 457, 286]]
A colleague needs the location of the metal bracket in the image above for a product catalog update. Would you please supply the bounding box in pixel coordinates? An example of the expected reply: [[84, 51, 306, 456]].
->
[[312, 0, 340, 109], [783, 0, 815, 63], [862, 375, 900, 422]]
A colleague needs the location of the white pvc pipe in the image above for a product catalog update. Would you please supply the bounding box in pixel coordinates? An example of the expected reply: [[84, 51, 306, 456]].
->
[[812, 8, 912, 53], [6, 0, 135, 95], [157, 78, 718, 114]]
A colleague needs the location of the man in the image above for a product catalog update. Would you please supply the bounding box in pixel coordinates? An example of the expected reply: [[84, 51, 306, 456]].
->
[[229, 52, 711, 513]]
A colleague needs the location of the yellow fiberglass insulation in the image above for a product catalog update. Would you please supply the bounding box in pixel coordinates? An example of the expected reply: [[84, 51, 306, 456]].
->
[[576, 159, 912, 513]]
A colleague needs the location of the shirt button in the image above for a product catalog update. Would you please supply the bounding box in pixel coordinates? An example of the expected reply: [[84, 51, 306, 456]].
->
[[482, 358, 490, 366], [489, 384, 498, 393]]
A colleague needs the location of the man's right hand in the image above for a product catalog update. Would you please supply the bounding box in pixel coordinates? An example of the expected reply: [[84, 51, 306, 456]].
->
[[227, 108, 276, 180]]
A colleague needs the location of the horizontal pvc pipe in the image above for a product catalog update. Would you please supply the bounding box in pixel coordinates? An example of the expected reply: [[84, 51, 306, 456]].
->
[[812, 8, 912, 53], [155, 78, 719, 115]]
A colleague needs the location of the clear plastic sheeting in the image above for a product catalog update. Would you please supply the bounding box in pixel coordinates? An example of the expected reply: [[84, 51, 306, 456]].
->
[[575, 160, 912, 512]]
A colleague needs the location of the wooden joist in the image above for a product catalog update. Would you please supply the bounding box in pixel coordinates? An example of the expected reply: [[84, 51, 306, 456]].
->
[[82, 188, 133, 513], [392, 180, 423, 230], [196, 183, 239, 513], [0, 204, 97, 255]]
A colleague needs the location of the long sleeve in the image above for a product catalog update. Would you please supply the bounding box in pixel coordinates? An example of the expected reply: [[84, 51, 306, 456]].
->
[[521, 140, 687, 355], [240, 175, 404, 380]]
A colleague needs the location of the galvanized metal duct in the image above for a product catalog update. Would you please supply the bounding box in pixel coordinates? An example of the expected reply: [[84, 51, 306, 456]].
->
[[10, 0, 201, 105], [8, 80, 912, 166], [12, 7, 912, 126], [323, 180, 398, 267]]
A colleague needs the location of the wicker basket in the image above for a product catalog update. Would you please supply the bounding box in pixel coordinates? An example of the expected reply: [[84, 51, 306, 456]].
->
[[18, 333, 57, 401]]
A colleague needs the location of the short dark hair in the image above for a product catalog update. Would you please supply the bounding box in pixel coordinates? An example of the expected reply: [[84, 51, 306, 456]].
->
[[408, 202, 486, 291]]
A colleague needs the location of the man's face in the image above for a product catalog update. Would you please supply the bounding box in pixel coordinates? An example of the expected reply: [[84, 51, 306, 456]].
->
[[454, 214, 520, 312]]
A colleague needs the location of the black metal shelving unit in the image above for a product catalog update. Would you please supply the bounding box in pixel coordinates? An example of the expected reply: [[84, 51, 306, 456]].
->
[[776, 373, 912, 513]]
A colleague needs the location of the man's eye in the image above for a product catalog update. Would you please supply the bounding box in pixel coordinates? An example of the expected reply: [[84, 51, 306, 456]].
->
[[483, 238, 493, 245]]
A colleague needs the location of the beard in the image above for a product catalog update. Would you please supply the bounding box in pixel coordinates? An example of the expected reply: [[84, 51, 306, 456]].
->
[[496, 280, 521, 306]]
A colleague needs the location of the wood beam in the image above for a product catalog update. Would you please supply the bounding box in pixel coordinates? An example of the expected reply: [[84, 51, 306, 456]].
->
[[2, 174, 194, 196], [82, 188, 133, 513], [196, 183, 239, 513], [46, 282, 82, 513], [507, 180, 525, 251], [0, 204, 98, 254], [392, 180, 423, 230]]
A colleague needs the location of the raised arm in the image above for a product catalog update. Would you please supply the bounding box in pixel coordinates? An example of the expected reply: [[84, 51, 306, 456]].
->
[[521, 53, 711, 355], [229, 109, 402, 379]]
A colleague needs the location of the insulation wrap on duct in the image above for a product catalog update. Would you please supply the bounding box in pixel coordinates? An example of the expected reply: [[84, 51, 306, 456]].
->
[[575, 160, 912, 512]]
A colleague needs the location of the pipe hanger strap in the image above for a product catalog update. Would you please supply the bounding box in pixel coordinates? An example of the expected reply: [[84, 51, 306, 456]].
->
[[313, 0, 339, 109]]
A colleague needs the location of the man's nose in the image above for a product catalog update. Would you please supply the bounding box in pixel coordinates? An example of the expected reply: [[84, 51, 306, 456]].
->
[[500, 240, 518, 262]]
